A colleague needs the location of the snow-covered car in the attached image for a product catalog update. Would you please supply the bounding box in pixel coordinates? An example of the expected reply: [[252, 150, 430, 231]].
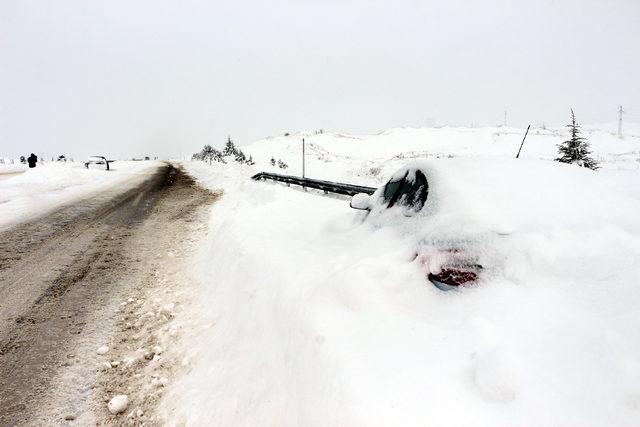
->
[[84, 156, 113, 171], [348, 158, 611, 291], [350, 164, 484, 290]]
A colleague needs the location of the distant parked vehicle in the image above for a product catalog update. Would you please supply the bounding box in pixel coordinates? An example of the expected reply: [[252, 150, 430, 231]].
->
[[84, 156, 114, 171]]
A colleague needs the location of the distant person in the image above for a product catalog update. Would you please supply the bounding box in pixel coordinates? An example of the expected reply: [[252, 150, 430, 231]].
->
[[27, 153, 38, 168]]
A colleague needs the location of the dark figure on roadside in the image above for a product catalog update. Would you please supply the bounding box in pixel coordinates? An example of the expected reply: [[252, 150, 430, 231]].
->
[[27, 153, 38, 168]]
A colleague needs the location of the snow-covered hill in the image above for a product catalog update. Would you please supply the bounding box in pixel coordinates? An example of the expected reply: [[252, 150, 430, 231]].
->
[[242, 123, 640, 186]]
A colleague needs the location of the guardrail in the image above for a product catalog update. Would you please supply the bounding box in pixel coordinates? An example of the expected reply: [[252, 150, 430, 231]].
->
[[251, 172, 377, 196]]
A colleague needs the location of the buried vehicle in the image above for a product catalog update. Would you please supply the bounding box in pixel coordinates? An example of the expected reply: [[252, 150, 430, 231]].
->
[[349, 158, 615, 291], [350, 164, 483, 290], [85, 156, 114, 171]]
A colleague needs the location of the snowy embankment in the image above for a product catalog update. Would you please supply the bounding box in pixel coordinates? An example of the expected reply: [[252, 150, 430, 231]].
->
[[0, 163, 28, 176], [0, 161, 161, 230], [164, 142, 640, 426]]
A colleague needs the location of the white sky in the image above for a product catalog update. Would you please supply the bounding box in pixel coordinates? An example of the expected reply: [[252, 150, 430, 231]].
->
[[1, 0, 639, 160]]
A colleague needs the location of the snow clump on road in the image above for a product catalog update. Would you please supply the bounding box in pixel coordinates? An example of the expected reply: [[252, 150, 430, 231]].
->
[[108, 395, 129, 414]]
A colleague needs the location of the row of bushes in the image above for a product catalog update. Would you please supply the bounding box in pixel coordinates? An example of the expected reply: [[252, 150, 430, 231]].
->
[[192, 137, 254, 165], [192, 137, 289, 170]]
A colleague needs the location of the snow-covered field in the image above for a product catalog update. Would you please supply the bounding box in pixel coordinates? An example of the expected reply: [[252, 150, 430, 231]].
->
[[161, 124, 640, 425], [243, 122, 640, 187], [0, 161, 162, 230]]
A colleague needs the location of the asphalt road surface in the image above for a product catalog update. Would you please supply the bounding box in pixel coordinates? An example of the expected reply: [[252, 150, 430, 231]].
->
[[0, 163, 217, 425]]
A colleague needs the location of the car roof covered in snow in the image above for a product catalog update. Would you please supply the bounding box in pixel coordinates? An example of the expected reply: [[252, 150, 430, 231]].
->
[[374, 157, 640, 237]]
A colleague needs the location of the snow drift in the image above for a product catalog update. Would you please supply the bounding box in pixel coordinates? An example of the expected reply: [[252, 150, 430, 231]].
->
[[163, 151, 640, 426]]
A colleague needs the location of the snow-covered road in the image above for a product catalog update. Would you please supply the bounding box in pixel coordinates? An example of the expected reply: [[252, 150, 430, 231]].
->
[[0, 163, 218, 425], [0, 161, 162, 231]]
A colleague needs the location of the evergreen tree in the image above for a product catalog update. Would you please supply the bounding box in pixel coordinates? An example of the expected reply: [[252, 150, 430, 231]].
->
[[234, 149, 247, 163], [210, 148, 225, 163], [555, 109, 599, 170], [247, 155, 255, 165], [277, 159, 288, 170], [223, 136, 238, 157], [192, 145, 225, 164], [202, 144, 214, 157], [202, 144, 214, 164], [270, 157, 276, 166]]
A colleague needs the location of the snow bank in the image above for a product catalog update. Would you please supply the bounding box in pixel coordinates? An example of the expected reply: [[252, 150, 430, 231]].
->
[[164, 157, 640, 426], [0, 163, 27, 175], [0, 161, 161, 230]]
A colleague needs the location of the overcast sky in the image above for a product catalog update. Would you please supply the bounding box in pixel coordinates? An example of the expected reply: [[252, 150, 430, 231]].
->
[[1, 0, 639, 160]]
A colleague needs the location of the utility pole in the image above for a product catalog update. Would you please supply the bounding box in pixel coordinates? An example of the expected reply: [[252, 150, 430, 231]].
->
[[302, 138, 306, 179], [618, 105, 624, 138]]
